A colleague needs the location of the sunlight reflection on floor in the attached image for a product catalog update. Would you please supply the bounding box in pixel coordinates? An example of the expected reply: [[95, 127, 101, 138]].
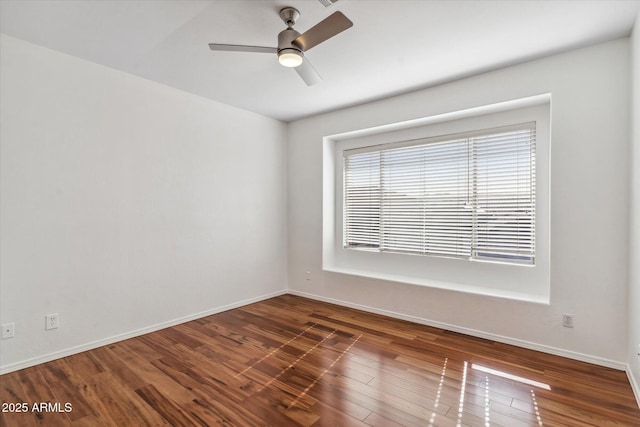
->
[[428, 357, 448, 427], [233, 323, 553, 426]]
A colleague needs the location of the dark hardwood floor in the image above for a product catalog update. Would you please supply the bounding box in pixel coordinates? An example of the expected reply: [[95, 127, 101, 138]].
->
[[1, 294, 639, 426]]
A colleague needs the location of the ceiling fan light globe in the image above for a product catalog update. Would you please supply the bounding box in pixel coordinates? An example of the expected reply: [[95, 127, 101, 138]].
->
[[278, 49, 303, 67]]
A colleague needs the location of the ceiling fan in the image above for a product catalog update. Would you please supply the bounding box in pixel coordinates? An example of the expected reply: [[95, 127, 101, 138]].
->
[[208, 7, 353, 86]]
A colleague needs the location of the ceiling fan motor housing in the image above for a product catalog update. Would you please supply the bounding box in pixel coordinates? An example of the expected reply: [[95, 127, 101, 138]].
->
[[277, 28, 303, 66], [278, 28, 302, 51]]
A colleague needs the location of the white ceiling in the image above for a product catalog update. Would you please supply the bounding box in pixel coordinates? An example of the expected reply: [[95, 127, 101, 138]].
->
[[1, 0, 639, 122]]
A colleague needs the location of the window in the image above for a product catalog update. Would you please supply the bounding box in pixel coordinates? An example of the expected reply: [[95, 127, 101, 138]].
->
[[324, 97, 550, 302], [343, 123, 536, 265]]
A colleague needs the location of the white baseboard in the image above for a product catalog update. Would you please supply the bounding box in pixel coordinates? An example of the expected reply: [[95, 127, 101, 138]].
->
[[288, 289, 627, 371], [628, 365, 640, 409], [1, 288, 629, 377], [0, 289, 287, 375]]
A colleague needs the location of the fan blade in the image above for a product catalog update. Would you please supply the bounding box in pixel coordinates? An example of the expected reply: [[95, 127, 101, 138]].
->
[[295, 59, 322, 86], [292, 11, 352, 52], [208, 43, 277, 54]]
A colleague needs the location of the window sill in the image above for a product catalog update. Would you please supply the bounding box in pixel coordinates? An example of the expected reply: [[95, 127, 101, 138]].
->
[[322, 265, 550, 305]]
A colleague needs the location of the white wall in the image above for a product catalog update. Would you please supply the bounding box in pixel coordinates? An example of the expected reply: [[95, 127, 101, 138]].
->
[[628, 11, 640, 402], [0, 35, 288, 372], [288, 38, 630, 367]]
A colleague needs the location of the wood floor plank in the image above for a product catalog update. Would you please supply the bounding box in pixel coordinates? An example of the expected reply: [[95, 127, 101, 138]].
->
[[0, 372, 42, 427], [47, 376, 93, 422], [1, 294, 639, 426], [16, 369, 72, 427], [135, 384, 200, 426]]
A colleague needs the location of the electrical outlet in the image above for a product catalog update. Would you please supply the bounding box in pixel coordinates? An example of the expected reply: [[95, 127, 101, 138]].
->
[[305, 271, 311, 280], [45, 313, 59, 330], [2, 323, 15, 339], [562, 313, 574, 328]]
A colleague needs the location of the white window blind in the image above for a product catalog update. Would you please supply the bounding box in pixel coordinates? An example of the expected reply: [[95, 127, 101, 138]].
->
[[344, 123, 536, 264]]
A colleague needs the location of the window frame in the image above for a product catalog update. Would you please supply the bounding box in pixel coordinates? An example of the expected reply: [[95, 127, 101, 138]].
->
[[323, 96, 551, 303]]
